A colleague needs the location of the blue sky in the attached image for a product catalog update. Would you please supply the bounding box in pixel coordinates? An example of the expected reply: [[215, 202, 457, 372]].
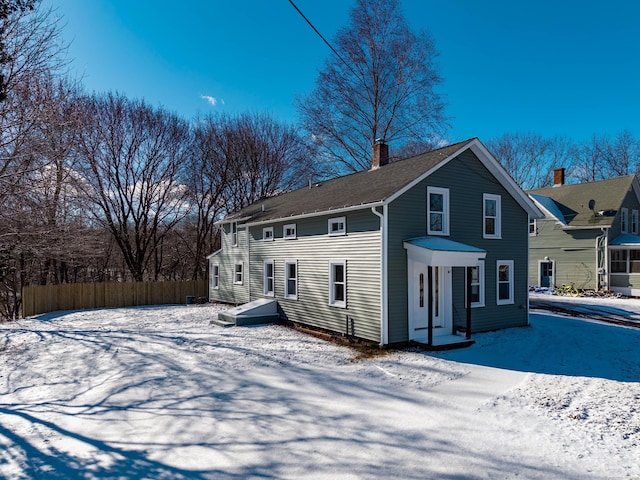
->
[[54, 0, 639, 144]]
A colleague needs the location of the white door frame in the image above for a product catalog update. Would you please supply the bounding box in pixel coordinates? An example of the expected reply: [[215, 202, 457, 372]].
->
[[408, 260, 453, 342]]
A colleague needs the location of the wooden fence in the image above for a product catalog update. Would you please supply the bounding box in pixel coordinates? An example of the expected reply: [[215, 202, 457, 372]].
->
[[22, 280, 208, 318]]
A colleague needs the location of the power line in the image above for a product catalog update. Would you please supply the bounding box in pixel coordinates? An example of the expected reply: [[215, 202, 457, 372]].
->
[[287, 0, 358, 78]]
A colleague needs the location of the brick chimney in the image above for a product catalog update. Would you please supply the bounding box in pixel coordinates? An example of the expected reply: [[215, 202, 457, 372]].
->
[[553, 167, 565, 186], [372, 139, 389, 169]]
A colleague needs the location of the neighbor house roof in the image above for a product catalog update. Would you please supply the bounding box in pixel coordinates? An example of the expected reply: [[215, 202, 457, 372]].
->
[[222, 138, 541, 226], [527, 175, 638, 229]]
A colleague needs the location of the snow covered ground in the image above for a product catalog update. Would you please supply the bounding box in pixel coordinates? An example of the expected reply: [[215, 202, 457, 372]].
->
[[1, 299, 639, 479]]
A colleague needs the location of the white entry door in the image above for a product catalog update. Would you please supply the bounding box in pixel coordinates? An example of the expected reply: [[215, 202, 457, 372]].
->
[[432, 266, 452, 336]]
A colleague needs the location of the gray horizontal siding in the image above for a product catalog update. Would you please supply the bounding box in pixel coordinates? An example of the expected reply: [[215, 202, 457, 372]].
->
[[387, 150, 530, 341]]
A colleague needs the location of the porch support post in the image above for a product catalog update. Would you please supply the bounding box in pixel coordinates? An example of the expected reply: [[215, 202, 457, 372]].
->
[[466, 266, 472, 340], [427, 266, 433, 346]]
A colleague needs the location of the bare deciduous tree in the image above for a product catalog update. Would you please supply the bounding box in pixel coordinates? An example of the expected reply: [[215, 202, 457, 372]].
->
[[296, 0, 446, 173], [78, 93, 191, 282]]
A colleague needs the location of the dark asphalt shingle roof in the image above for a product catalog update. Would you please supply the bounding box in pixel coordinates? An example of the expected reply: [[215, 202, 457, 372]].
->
[[225, 139, 476, 224], [527, 175, 636, 228]]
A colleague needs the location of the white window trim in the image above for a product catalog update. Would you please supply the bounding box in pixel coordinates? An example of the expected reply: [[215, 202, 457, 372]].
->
[[328, 216, 346, 236], [466, 261, 485, 308], [262, 226, 274, 242], [263, 260, 274, 297], [233, 262, 243, 285], [211, 263, 219, 290], [633, 210, 639, 235], [328, 259, 347, 308], [231, 222, 238, 247], [496, 260, 514, 305], [621, 207, 629, 234], [284, 259, 298, 300], [483, 193, 502, 239], [427, 186, 449, 236], [529, 218, 537, 236], [283, 223, 297, 239]]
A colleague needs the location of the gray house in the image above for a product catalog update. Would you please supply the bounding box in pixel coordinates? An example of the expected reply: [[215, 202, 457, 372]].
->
[[208, 138, 541, 346], [528, 169, 640, 295]]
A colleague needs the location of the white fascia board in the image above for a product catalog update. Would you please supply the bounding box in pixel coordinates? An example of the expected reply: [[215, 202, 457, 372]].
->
[[631, 174, 640, 203], [529, 195, 566, 225], [206, 249, 222, 259], [562, 225, 610, 231], [238, 201, 384, 228]]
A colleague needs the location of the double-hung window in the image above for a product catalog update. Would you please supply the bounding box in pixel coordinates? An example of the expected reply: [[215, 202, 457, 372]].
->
[[231, 222, 238, 247], [329, 260, 346, 308], [264, 260, 274, 296], [483, 194, 501, 238], [427, 186, 449, 235], [496, 260, 514, 305], [234, 262, 243, 285], [263, 227, 274, 241], [284, 260, 298, 300], [633, 210, 639, 235], [529, 218, 537, 236], [466, 261, 485, 307], [211, 264, 219, 290], [621, 208, 629, 233]]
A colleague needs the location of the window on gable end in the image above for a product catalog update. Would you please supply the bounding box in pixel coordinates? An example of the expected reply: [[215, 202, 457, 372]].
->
[[632, 210, 639, 235], [231, 222, 238, 247], [427, 186, 449, 235], [234, 262, 243, 285], [210, 264, 219, 289], [483, 194, 501, 239], [621, 208, 629, 234]]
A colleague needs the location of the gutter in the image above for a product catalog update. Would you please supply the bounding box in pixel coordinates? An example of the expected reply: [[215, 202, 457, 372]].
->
[[371, 205, 388, 346], [218, 201, 385, 228]]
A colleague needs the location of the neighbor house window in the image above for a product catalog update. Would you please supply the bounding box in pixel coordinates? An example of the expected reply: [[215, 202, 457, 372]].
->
[[263, 226, 274, 241], [329, 260, 346, 308], [633, 210, 639, 234], [284, 223, 297, 239], [611, 249, 627, 273], [631, 250, 640, 273], [483, 194, 501, 238], [210, 264, 219, 290], [234, 262, 243, 285], [264, 260, 274, 296], [231, 222, 238, 247], [466, 261, 485, 307], [621, 208, 629, 233], [496, 260, 514, 305], [328, 217, 346, 236], [529, 218, 537, 236], [284, 260, 298, 300], [427, 186, 449, 235], [610, 249, 640, 273]]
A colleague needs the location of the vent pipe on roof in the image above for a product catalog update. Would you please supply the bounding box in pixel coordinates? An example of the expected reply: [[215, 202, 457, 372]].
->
[[372, 138, 389, 170], [553, 167, 565, 186]]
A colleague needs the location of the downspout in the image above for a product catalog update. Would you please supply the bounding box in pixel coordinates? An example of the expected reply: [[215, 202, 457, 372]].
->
[[371, 206, 388, 346], [595, 227, 607, 291], [245, 225, 251, 302]]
